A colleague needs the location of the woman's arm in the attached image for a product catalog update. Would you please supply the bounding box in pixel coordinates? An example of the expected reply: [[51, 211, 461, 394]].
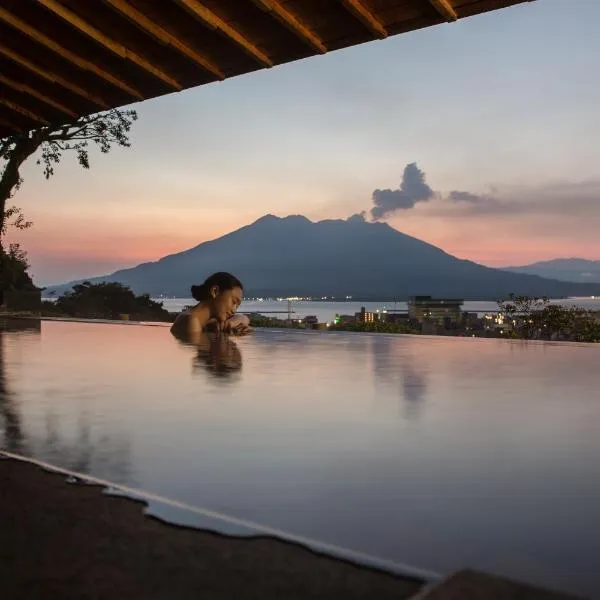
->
[[206, 313, 251, 335]]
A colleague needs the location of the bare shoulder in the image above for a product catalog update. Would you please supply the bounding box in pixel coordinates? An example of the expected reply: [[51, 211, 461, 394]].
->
[[170, 311, 190, 336]]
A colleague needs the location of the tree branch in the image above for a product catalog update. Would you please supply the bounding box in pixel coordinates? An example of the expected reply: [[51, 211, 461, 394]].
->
[[1, 107, 137, 236]]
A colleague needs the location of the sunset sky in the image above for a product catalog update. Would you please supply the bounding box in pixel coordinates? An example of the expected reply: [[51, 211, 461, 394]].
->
[[6, 0, 600, 285]]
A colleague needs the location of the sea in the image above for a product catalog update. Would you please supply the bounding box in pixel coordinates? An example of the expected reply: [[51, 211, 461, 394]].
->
[[155, 297, 600, 323]]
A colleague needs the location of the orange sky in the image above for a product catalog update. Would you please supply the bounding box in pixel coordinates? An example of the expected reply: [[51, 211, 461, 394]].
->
[[4, 0, 600, 285]]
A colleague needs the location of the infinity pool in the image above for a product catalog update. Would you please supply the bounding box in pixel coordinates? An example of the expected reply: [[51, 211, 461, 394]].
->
[[1, 318, 599, 597]]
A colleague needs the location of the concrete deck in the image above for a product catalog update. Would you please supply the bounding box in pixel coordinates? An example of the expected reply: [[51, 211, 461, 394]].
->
[[0, 456, 585, 600], [0, 457, 422, 600], [414, 569, 583, 600]]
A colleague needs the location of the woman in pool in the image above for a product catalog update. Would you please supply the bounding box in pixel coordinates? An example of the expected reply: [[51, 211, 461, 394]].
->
[[170, 272, 250, 342]]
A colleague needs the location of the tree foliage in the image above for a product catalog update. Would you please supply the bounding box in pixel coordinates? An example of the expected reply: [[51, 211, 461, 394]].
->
[[0, 243, 35, 291], [497, 294, 600, 342], [0, 109, 137, 235], [52, 281, 171, 322], [0, 205, 35, 291], [1, 205, 33, 236], [497, 294, 549, 339]]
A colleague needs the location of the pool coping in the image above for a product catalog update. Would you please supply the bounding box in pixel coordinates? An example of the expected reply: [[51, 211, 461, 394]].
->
[[0, 450, 430, 600], [0, 450, 585, 599], [0, 449, 441, 583]]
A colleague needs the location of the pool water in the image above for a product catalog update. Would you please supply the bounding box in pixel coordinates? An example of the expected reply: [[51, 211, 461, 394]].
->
[[1, 318, 599, 597]]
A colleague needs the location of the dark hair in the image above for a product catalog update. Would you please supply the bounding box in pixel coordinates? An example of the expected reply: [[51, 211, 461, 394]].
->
[[191, 272, 243, 302]]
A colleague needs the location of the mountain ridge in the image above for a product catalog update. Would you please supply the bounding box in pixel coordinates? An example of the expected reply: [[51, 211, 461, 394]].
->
[[45, 215, 600, 299], [505, 258, 600, 284]]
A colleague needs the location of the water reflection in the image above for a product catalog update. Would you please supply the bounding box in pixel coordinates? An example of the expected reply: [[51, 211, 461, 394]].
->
[[1, 333, 26, 453], [193, 334, 242, 381], [37, 407, 133, 482], [0, 319, 132, 482], [2, 320, 600, 597], [370, 337, 429, 420], [0, 319, 40, 451], [0, 317, 42, 333], [171, 322, 244, 382], [400, 365, 428, 420]]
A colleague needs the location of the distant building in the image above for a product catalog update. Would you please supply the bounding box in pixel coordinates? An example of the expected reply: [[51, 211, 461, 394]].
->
[[408, 296, 463, 324], [335, 314, 356, 325], [355, 306, 377, 323], [381, 311, 410, 324], [303, 315, 319, 326], [462, 311, 480, 326], [461, 311, 483, 333]]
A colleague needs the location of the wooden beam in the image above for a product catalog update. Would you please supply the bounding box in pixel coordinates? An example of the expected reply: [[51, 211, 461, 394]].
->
[[0, 7, 142, 100], [340, 0, 388, 39], [428, 0, 458, 21], [0, 74, 77, 118], [37, 0, 182, 90], [0, 44, 109, 109], [0, 98, 49, 125], [174, 0, 273, 68], [103, 0, 225, 78], [251, 0, 327, 54]]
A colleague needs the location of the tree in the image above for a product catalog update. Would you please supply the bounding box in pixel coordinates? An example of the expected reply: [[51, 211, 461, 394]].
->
[[1, 205, 33, 236], [497, 294, 600, 342], [54, 281, 170, 321], [497, 294, 549, 339], [0, 243, 36, 292], [0, 108, 137, 237], [0, 204, 35, 292], [0, 205, 35, 291]]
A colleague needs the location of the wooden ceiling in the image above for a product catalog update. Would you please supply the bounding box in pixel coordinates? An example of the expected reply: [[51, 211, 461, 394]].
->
[[0, 0, 533, 138]]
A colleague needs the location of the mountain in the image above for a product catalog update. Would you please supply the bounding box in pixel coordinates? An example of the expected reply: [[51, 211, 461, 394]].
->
[[45, 215, 600, 299], [505, 259, 600, 284]]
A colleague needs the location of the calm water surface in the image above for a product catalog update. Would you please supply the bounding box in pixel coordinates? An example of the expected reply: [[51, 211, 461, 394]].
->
[[1, 319, 599, 597]]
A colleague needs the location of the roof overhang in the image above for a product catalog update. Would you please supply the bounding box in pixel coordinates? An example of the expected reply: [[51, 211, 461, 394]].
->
[[0, 0, 534, 137]]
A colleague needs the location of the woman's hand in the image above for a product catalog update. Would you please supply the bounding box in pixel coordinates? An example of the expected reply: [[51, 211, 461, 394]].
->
[[206, 314, 252, 336], [222, 313, 252, 336]]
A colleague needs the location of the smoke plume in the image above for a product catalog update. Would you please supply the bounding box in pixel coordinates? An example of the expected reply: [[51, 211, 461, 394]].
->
[[370, 162, 434, 220]]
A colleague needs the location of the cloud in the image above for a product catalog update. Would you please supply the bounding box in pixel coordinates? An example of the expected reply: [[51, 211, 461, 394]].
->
[[436, 180, 600, 260], [448, 190, 485, 204], [346, 166, 599, 264], [447, 190, 509, 213], [356, 162, 600, 228], [441, 180, 600, 217], [370, 162, 434, 220]]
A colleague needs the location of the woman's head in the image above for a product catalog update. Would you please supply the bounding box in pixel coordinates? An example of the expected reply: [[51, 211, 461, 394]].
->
[[191, 272, 243, 323]]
